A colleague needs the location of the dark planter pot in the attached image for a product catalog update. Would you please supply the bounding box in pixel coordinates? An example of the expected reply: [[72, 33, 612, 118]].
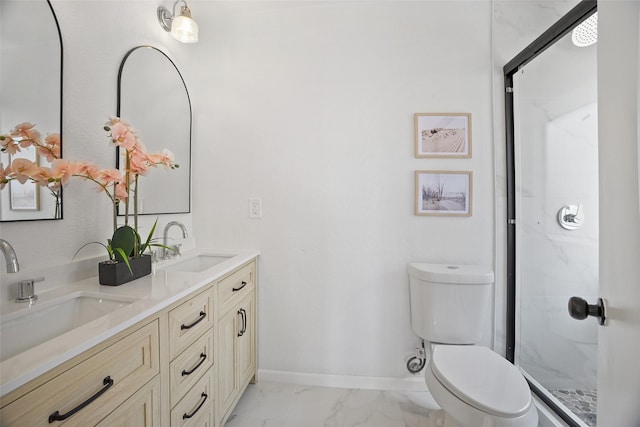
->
[[98, 254, 152, 286]]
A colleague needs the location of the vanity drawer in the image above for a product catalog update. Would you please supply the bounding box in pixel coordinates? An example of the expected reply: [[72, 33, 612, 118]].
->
[[170, 370, 214, 427], [217, 261, 255, 313], [95, 376, 160, 427], [1, 320, 159, 427], [169, 289, 214, 360], [170, 328, 214, 407]]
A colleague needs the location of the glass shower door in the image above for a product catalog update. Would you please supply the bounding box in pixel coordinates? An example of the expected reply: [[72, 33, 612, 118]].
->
[[512, 25, 598, 427]]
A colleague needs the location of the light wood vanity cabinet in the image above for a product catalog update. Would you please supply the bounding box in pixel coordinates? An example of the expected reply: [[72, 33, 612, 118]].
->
[[0, 257, 258, 427], [168, 289, 215, 426], [0, 320, 160, 426], [216, 261, 257, 426]]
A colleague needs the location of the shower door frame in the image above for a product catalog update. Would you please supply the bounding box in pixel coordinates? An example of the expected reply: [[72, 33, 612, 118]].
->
[[503, 1, 597, 426]]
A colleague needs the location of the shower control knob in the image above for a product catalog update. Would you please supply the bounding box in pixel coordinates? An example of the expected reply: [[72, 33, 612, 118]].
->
[[568, 296, 606, 325]]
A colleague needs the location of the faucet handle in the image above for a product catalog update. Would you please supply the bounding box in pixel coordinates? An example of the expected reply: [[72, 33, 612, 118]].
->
[[16, 277, 44, 303], [170, 244, 182, 257]]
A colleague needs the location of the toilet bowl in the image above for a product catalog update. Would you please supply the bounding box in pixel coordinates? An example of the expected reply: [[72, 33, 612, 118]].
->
[[407, 262, 538, 427], [425, 345, 538, 427]]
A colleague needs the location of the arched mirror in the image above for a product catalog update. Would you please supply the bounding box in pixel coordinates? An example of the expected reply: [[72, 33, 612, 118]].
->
[[117, 46, 191, 215], [0, 0, 63, 221]]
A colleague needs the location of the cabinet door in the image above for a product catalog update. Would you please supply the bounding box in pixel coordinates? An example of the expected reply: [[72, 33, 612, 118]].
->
[[96, 377, 160, 427], [237, 292, 256, 387], [217, 307, 239, 419]]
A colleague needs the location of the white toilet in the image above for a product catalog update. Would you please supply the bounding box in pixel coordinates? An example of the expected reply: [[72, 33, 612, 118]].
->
[[408, 263, 538, 427]]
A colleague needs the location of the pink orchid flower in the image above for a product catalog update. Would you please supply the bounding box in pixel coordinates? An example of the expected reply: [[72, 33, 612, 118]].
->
[[51, 159, 76, 185], [114, 180, 128, 201], [97, 168, 122, 185], [10, 158, 40, 184], [0, 163, 11, 190], [11, 122, 41, 144], [1, 135, 20, 155]]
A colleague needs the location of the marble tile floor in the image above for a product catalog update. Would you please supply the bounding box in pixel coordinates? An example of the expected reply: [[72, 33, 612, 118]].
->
[[224, 381, 441, 427]]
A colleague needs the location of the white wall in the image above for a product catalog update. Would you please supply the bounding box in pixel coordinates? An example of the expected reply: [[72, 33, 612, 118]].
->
[[597, 2, 640, 425], [190, 1, 494, 379], [1, 1, 495, 383]]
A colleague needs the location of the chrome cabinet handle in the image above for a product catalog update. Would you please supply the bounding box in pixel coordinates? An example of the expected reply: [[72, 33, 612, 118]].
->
[[237, 308, 247, 337], [232, 281, 247, 292], [182, 353, 207, 376], [181, 311, 206, 330], [182, 393, 208, 419], [48, 376, 114, 423], [237, 309, 245, 337]]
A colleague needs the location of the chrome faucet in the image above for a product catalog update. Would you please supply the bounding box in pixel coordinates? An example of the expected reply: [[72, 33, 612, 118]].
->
[[16, 277, 43, 303], [161, 221, 188, 259], [0, 239, 19, 273]]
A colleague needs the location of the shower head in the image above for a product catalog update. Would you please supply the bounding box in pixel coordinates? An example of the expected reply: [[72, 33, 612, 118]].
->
[[572, 12, 598, 47]]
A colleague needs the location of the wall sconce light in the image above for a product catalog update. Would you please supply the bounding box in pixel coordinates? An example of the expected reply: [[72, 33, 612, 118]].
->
[[157, 1, 199, 44]]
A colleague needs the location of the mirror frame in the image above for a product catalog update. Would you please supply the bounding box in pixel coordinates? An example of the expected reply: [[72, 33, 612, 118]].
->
[[115, 45, 192, 215], [0, 0, 64, 222]]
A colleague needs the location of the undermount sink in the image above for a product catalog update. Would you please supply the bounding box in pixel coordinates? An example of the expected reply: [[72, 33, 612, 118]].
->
[[0, 292, 137, 362], [161, 254, 232, 273]]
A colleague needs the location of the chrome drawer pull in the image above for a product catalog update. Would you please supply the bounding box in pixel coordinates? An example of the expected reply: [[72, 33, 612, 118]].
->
[[182, 392, 208, 419], [182, 353, 207, 376], [232, 281, 247, 292], [48, 376, 114, 423], [181, 311, 206, 330]]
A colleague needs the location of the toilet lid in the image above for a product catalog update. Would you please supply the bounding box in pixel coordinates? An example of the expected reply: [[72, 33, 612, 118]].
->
[[430, 345, 531, 418]]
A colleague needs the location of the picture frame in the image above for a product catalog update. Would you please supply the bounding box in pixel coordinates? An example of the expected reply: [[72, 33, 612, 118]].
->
[[414, 113, 471, 158], [415, 170, 472, 216], [9, 146, 40, 211]]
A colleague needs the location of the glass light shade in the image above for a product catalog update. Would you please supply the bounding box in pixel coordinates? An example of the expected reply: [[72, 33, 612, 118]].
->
[[171, 14, 198, 43]]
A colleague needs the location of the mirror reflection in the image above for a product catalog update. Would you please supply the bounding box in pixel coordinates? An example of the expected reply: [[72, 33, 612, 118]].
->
[[117, 46, 191, 216], [0, 0, 63, 221]]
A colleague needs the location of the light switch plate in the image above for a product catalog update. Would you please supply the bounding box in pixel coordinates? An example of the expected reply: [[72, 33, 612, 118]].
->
[[249, 198, 262, 219]]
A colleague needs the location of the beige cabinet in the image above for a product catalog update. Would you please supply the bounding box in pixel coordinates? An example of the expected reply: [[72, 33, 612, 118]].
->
[[0, 320, 160, 426], [95, 377, 161, 427], [216, 261, 257, 426], [0, 257, 258, 427], [167, 288, 216, 426]]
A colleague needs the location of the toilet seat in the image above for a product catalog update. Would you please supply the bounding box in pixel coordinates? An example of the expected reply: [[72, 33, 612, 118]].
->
[[430, 345, 531, 418]]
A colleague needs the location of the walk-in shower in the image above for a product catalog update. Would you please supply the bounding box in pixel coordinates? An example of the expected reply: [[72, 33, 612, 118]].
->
[[504, 2, 598, 426]]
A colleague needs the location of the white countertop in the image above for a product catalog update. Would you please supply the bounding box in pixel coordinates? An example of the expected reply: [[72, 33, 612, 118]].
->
[[0, 249, 259, 397]]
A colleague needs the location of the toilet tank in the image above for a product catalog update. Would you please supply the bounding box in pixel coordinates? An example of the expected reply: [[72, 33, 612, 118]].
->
[[408, 263, 494, 344]]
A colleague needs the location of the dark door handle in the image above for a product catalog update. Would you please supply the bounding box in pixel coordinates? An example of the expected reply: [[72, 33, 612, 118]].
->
[[182, 353, 207, 376], [48, 376, 114, 423], [181, 311, 206, 330], [182, 393, 208, 419], [568, 296, 606, 325], [232, 281, 247, 292]]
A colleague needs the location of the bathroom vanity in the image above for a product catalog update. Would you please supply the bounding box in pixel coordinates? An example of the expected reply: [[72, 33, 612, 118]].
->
[[0, 250, 258, 427]]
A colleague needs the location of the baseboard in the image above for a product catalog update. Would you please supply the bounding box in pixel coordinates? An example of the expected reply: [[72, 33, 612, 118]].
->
[[257, 369, 426, 392]]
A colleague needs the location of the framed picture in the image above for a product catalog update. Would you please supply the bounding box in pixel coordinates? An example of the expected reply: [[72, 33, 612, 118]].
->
[[415, 170, 472, 216], [9, 146, 40, 211], [414, 113, 471, 158]]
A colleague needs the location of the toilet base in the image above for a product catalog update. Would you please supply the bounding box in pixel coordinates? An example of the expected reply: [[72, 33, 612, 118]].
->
[[428, 410, 462, 427]]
